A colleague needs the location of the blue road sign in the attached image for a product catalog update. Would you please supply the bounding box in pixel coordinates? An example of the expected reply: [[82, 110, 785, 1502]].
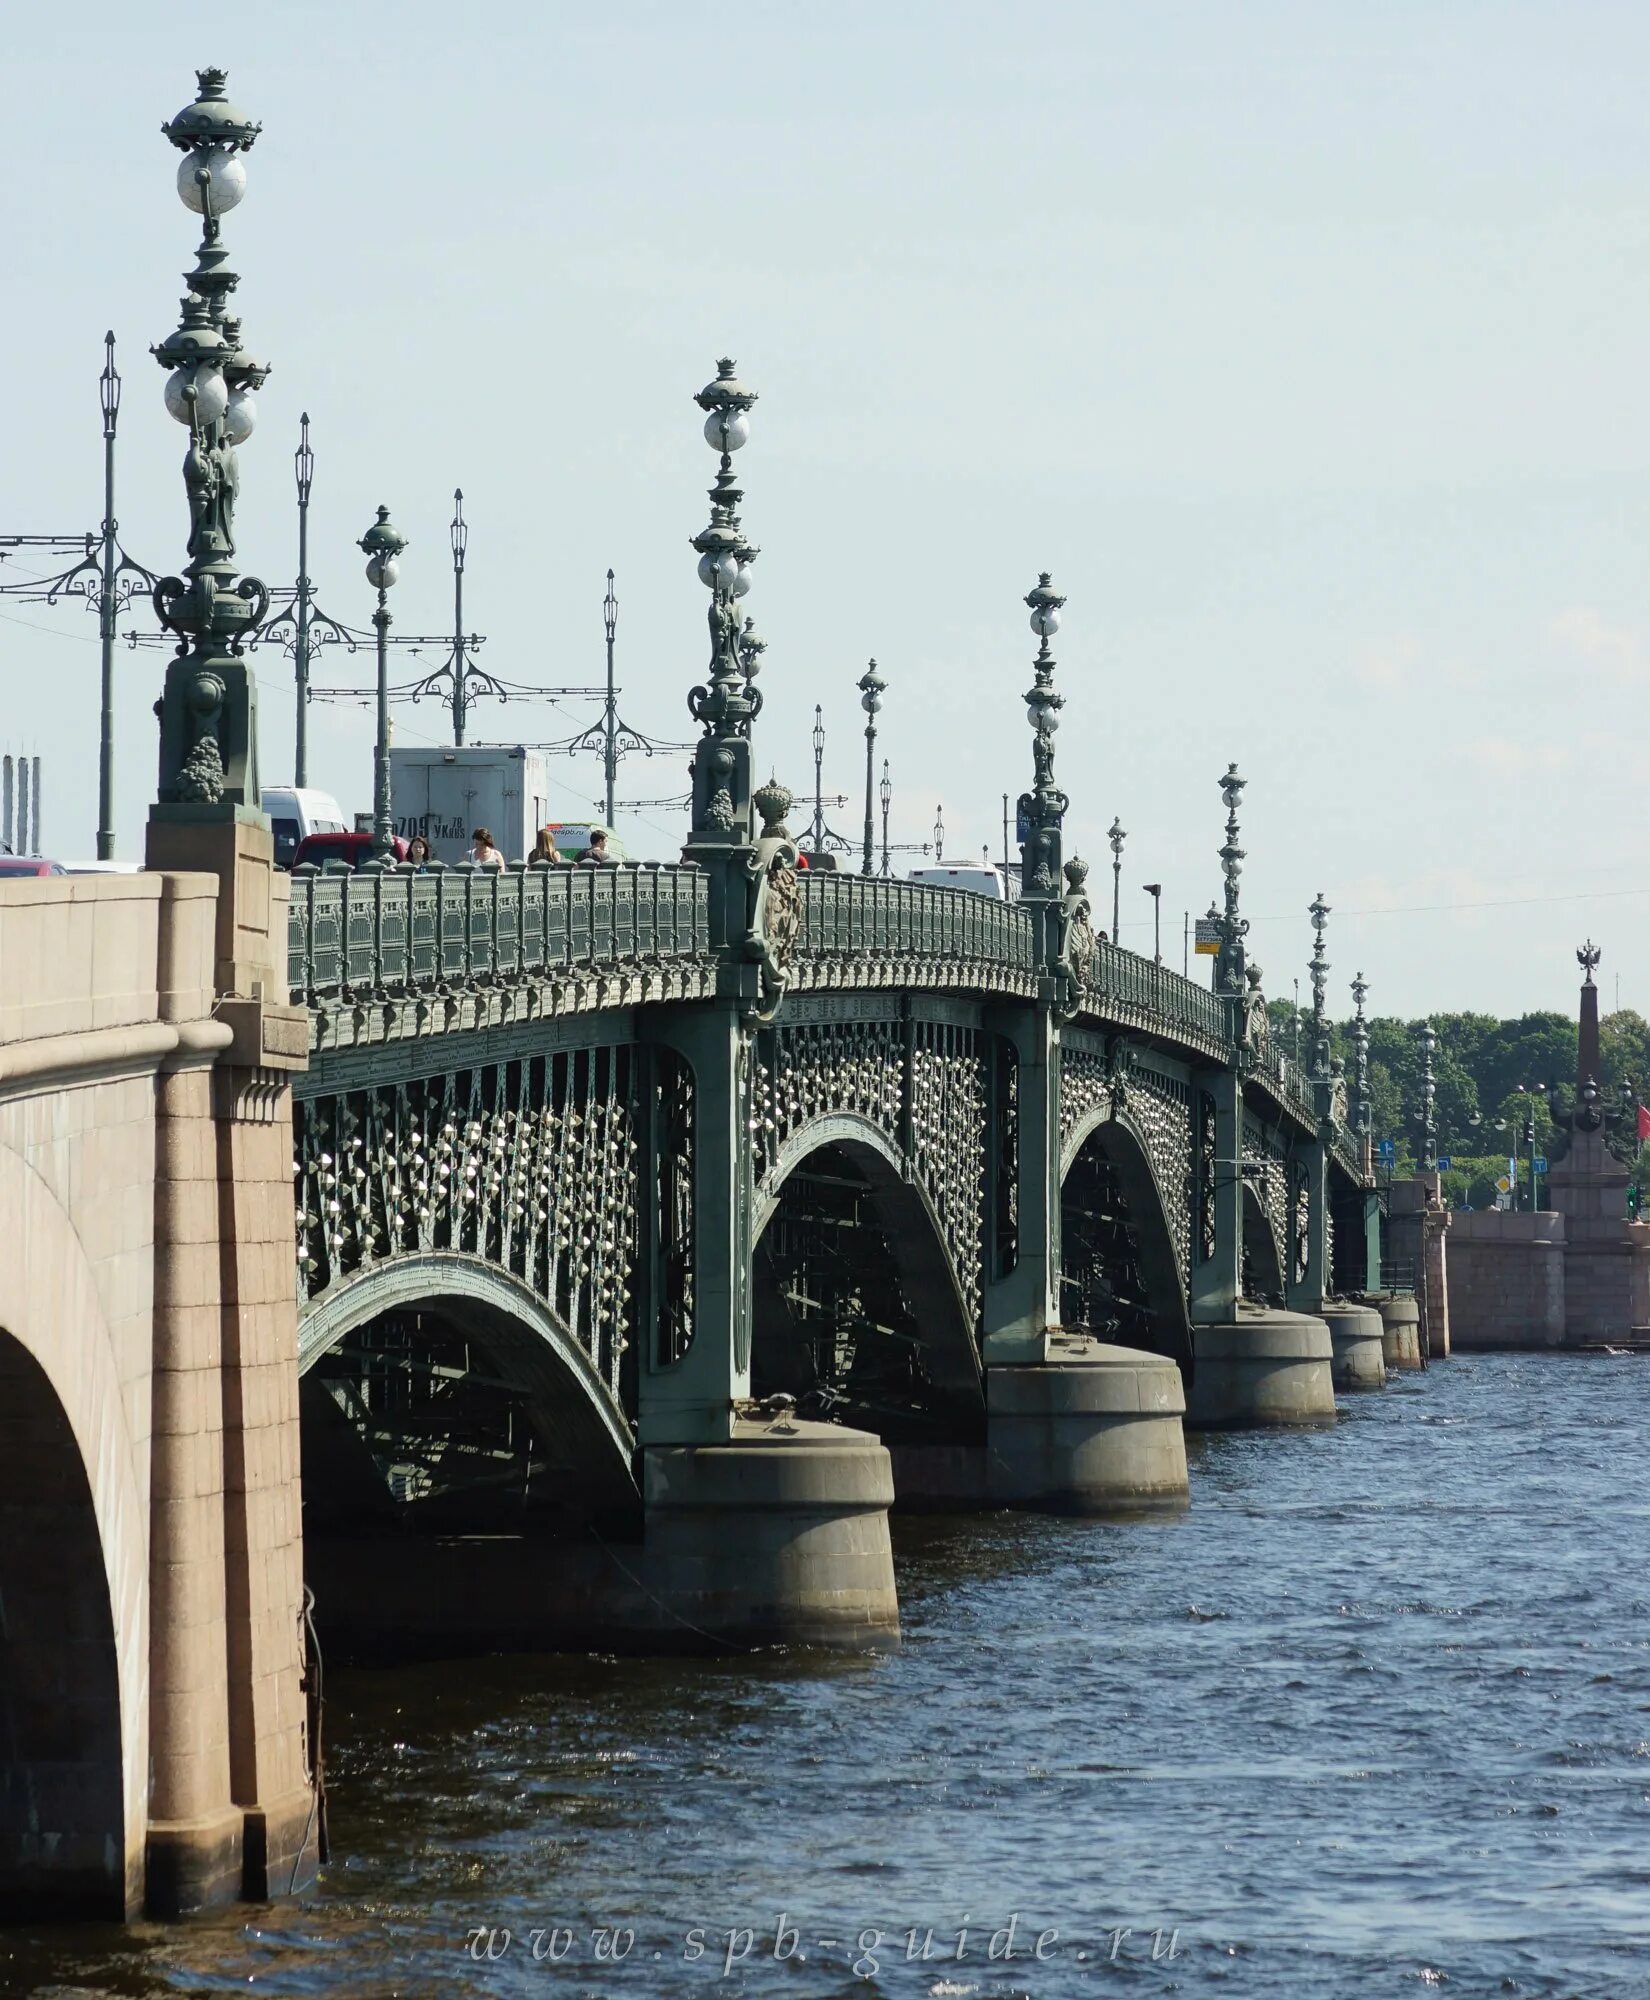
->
[[1437, 1155, 1452, 1171], [1533, 1155, 1548, 1175], [1377, 1139, 1396, 1162]]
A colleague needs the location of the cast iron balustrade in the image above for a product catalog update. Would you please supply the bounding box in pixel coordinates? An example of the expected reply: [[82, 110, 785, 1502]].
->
[[288, 862, 712, 1005], [789, 874, 1039, 996], [1080, 939, 1231, 1059]]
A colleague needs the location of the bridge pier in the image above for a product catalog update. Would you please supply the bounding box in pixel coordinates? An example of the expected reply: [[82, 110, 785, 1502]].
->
[[641, 1419, 899, 1650], [985, 1337, 1188, 1512]]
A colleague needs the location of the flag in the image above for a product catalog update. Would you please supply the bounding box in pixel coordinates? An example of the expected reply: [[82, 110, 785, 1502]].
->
[[1637, 1103, 1650, 1143]]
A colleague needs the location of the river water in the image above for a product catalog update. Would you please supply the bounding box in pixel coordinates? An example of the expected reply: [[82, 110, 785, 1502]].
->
[[7, 1353, 1650, 1999]]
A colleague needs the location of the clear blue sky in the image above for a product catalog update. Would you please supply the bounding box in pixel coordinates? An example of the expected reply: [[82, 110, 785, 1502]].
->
[[3, 2, 1648, 1019]]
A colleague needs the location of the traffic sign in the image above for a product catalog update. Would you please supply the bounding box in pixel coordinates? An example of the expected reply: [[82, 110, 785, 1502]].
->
[[1495, 1175, 1511, 1194], [1533, 1155, 1548, 1175], [1377, 1139, 1396, 1162], [1437, 1155, 1452, 1171]]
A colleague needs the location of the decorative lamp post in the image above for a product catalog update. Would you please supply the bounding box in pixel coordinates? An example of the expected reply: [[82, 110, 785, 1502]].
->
[[150, 67, 271, 822], [1349, 972, 1372, 1142], [1214, 763, 1250, 995], [1308, 891, 1332, 1077], [358, 506, 406, 860], [93, 333, 122, 856], [858, 659, 886, 875], [1108, 816, 1125, 942], [292, 413, 315, 784], [1017, 572, 1067, 897], [879, 758, 892, 876], [599, 568, 619, 826], [933, 803, 945, 863], [1417, 1021, 1439, 1172], [686, 358, 760, 839]]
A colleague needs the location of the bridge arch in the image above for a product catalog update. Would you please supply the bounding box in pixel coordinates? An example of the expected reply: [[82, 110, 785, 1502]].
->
[[1059, 1107, 1191, 1366], [0, 1144, 145, 1919], [1242, 1182, 1287, 1303], [752, 1116, 983, 1438], [298, 1254, 637, 1517]]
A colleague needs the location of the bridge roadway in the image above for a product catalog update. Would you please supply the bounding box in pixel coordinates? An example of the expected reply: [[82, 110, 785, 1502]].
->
[[0, 844, 1389, 1924]]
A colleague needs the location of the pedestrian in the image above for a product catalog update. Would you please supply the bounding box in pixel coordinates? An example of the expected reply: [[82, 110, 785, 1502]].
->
[[528, 825, 562, 865], [470, 827, 505, 869], [405, 834, 431, 868], [575, 827, 616, 866]]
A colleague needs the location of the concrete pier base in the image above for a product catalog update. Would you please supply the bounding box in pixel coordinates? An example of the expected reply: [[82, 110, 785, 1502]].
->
[[1375, 1294, 1424, 1370], [1319, 1303, 1388, 1390], [1185, 1307, 1337, 1429], [640, 1419, 899, 1651], [983, 1336, 1189, 1512]]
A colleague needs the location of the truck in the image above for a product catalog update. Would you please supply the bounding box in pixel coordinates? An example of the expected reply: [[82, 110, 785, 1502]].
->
[[387, 744, 564, 865]]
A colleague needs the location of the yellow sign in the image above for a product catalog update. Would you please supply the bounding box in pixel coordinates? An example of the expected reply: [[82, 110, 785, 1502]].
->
[[1495, 1175, 1511, 1193], [1194, 939, 1220, 955]]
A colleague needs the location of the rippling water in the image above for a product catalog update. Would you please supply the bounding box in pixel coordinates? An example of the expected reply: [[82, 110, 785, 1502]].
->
[[8, 1353, 1650, 1999]]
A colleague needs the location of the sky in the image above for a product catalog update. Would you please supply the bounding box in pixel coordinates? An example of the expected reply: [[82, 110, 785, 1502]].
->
[[2, 2, 1648, 1018]]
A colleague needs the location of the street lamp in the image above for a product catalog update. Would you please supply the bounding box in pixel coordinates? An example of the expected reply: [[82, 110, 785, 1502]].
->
[[150, 66, 271, 823], [858, 659, 886, 875], [933, 803, 945, 863], [292, 414, 315, 784], [1108, 817, 1125, 942], [879, 758, 892, 877], [1143, 882, 1163, 965], [1308, 891, 1331, 1077], [1417, 1021, 1440, 1172], [686, 357, 762, 839], [358, 506, 406, 861], [1017, 572, 1067, 897]]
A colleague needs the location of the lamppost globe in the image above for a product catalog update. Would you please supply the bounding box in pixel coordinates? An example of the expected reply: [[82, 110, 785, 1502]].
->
[[365, 554, 399, 590], [176, 145, 246, 213], [703, 409, 750, 453], [163, 364, 228, 427], [1029, 602, 1061, 638], [223, 388, 258, 445]]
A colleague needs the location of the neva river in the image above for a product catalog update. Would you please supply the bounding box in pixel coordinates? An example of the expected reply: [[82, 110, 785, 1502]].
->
[[9, 1354, 1649, 1998]]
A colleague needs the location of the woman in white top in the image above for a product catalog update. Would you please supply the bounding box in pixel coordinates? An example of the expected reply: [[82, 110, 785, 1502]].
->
[[470, 827, 506, 869]]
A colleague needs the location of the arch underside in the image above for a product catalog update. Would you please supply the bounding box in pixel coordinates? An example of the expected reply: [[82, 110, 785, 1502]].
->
[[1059, 1107, 1192, 1365], [299, 1255, 637, 1521], [752, 1120, 984, 1442], [0, 1331, 126, 1919]]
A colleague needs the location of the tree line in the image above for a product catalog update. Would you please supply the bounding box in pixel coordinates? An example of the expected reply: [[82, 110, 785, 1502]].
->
[[1266, 1001, 1650, 1210]]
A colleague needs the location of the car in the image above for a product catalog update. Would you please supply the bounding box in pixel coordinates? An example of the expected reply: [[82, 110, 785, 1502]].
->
[[291, 832, 410, 872], [263, 785, 350, 869], [906, 863, 1008, 900], [0, 856, 65, 877]]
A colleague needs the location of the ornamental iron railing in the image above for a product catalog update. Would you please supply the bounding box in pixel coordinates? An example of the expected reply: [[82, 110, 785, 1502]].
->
[[1082, 940, 1230, 1053], [288, 863, 711, 1003], [791, 874, 1038, 992]]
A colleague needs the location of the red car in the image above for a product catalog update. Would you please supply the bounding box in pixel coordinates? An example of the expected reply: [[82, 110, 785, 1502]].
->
[[291, 832, 410, 871], [0, 856, 65, 877]]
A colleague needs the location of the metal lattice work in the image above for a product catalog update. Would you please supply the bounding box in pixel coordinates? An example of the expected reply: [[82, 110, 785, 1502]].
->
[[1243, 1114, 1291, 1284], [1291, 1158, 1312, 1285], [1196, 1089, 1218, 1264], [751, 1014, 988, 1331], [1059, 1042, 1195, 1284], [294, 1045, 666, 1411]]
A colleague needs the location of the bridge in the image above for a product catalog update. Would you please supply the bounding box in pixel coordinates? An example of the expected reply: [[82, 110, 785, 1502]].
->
[[0, 69, 1392, 1933]]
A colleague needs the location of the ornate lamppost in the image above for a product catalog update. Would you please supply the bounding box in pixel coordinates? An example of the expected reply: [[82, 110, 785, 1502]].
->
[[1308, 892, 1332, 1077], [150, 69, 272, 823], [858, 660, 885, 875], [686, 359, 760, 840], [933, 803, 945, 863], [1108, 816, 1125, 941], [1214, 763, 1250, 994], [1417, 1021, 1439, 1172], [292, 414, 315, 783], [879, 759, 892, 876], [1017, 573, 1066, 897], [800, 705, 853, 861], [1349, 972, 1372, 1146], [358, 507, 406, 860]]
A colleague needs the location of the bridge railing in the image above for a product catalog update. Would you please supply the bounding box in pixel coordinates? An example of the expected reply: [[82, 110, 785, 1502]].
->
[[289, 863, 712, 1003], [794, 875, 1039, 982], [1082, 941, 1231, 1051]]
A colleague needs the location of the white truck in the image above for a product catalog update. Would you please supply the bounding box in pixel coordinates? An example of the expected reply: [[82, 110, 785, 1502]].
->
[[388, 744, 565, 865]]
